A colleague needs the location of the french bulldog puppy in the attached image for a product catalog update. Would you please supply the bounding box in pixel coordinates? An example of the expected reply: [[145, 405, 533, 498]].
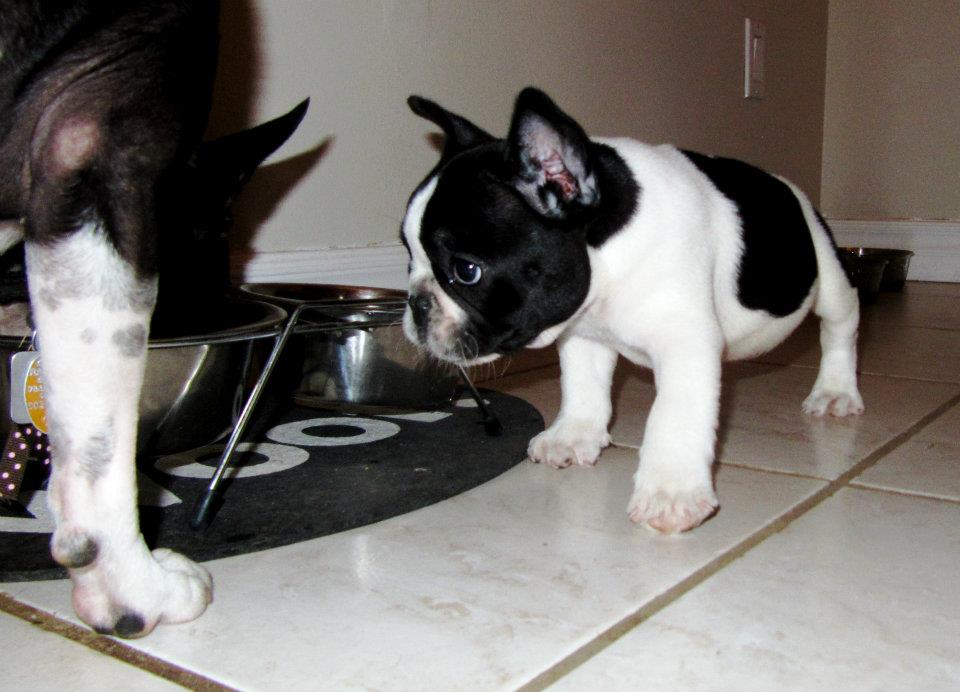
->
[[401, 87, 863, 534]]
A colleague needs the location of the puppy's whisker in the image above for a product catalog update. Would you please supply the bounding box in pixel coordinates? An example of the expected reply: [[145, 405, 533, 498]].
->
[[452, 332, 480, 365]]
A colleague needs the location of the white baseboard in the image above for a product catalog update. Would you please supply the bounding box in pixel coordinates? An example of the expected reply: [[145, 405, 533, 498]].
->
[[231, 244, 409, 289], [828, 219, 960, 283], [232, 220, 960, 289]]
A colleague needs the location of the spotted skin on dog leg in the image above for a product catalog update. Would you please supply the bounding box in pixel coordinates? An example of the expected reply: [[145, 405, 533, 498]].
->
[[111, 324, 147, 357], [52, 531, 99, 569], [26, 226, 212, 638]]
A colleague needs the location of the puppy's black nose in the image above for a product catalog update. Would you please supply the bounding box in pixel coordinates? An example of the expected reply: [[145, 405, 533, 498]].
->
[[408, 293, 432, 328]]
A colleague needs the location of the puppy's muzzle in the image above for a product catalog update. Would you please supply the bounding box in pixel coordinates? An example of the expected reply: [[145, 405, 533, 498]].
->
[[407, 293, 433, 332]]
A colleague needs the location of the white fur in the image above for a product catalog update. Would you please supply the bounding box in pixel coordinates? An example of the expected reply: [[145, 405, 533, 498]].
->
[[405, 137, 863, 535], [402, 177, 439, 288], [25, 224, 210, 636]]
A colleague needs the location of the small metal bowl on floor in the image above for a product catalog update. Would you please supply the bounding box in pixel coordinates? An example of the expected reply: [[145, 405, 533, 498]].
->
[[239, 283, 458, 412], [840, 247, 914, 302]]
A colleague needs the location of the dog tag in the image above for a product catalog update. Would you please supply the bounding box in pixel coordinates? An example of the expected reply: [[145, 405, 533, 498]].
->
[[9, 352, 48, 434]]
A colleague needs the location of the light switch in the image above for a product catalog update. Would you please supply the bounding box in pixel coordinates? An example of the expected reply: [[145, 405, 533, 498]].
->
[[745, 18, 766, 99]]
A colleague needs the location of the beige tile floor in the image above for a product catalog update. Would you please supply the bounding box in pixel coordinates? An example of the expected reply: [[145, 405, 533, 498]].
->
[[2, 282, 959, 691]]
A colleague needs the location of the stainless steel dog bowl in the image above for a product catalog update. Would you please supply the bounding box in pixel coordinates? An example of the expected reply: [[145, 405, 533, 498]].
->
[[0, 298, 287, 455], [839, 248, 887, 303], [840, 247, 915, 301], [841, 247, 914, 291], [240, 283, 458, 411]]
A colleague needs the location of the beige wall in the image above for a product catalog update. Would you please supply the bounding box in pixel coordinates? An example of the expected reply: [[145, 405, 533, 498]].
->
[[210, 0, 829, 254], [821, 0, 960, 221]]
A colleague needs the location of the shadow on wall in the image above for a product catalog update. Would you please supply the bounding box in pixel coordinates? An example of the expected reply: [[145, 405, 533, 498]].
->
[[207, 0, 261, 138], [228, 141, 332, 263], [206, 0, 328, 262]]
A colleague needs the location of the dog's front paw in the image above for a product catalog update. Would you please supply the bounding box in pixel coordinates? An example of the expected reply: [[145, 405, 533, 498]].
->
[[802, 387, 865, 417], [627, 472, 718, 534], [528, 419, 611, 469], [72, 547, 212, 638], [150, 548, 214, 623]]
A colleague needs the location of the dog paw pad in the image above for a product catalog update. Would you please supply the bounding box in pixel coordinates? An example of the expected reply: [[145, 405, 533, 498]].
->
[[112, 612, 147, 638]]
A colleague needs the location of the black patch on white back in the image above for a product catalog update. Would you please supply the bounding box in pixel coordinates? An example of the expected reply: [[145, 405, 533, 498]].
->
[[683, 151, 817, 317]]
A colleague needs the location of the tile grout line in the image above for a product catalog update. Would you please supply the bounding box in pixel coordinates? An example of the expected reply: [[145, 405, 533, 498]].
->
[[517, 390, 960, 692], [490, 355, 960, 391], [847, 482, 960, 505], [0, 593, 236, 692], [751, 361, 960, 388]]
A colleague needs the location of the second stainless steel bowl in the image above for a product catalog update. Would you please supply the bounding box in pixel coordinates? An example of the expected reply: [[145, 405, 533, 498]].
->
[[240, 283, 458, 411]]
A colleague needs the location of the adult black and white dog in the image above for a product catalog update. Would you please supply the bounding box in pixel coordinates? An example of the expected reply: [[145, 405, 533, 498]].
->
[[402, 87, 863, 535], [0, 1, 306, 637]]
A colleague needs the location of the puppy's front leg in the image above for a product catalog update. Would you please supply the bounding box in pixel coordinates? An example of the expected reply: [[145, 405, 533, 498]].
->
[[26, 228, 211, 638], [528, 335, 617, 468], [628, 342, 722, 534]]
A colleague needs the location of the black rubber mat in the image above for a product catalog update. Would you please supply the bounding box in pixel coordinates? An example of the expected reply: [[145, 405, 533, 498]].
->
[[0, 390, 542, 581]]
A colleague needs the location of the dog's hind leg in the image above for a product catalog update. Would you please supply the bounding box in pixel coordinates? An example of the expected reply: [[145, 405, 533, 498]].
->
[[802, 213, 865, 417], [25, 226, 211, 638], [22, 93, 213, 637]]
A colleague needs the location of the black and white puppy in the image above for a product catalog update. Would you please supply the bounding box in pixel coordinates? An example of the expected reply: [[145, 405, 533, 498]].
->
[[0, 1, 305, 637], [401, 88, 863, 534]]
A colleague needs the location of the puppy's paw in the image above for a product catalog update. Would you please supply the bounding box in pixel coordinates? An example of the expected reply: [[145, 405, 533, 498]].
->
[[72, 547, 212, 638], [150, 548, 213, 624], [627, 476, 718, 534], [802, 387, 865, 417], [528, 419, 611, 469]]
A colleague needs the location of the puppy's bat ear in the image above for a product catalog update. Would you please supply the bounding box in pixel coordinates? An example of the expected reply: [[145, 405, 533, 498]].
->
[[408, 95, 494, 160], [507, 87, 599, 219]]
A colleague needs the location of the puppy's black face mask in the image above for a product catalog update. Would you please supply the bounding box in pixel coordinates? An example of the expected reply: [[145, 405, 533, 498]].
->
[[417, 144, 591, 358], [402, 87, 637, 364]]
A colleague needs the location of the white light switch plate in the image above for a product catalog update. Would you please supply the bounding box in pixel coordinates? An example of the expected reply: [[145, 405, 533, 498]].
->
[[745, 18, 766, 99]]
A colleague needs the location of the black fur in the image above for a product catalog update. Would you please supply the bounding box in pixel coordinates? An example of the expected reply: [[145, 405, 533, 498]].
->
[[0, 1, 220, 273], [419, 144, 592, 356], [406, 89, 639, 357], [581, 144, 640, 248], [0, 1, 309, 337], [150, 98, 310, 336], [682, 151, 818, 317]]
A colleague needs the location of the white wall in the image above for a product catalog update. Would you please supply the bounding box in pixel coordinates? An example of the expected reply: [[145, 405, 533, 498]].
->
[[209, 0, 829, 271], [821, 0, 960, 221]]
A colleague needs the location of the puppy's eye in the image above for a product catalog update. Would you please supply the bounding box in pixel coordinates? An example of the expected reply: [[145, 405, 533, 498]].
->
[[451, 257, 483, 286]]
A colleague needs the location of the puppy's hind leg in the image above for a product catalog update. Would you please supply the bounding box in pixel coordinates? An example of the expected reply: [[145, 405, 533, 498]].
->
[[803, 222, 865, 417], [528, 335, 617, 468], [23, 88, 213, 635]]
